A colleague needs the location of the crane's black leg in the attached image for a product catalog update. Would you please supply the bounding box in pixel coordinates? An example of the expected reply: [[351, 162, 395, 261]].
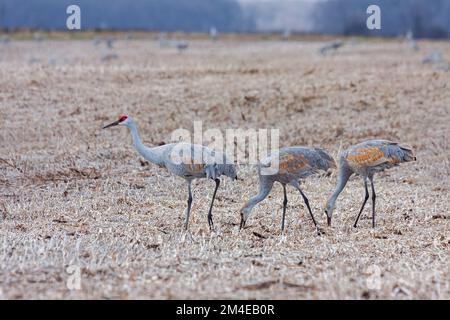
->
[[207, 178, 220, 230], [297, 188, 318, 228], [239, 213, 245, 230], [353, 178, 369, 228], [184, 181, 193, 230], [281, 184, 288, 232], [370, 176, 376, 228]]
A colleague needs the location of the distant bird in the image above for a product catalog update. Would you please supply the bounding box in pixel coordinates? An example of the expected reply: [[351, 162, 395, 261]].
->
[[422, 51, 443, 64], [282, 29, 291, 41], [325, 140, 416, 228], [175, 41, 189, 53], [158, 33, 188, 52], [210, 27, 218, 40], [102, 115, 237, 230], [405, 30, 420, 51], [28, 57, 41, 64], [240, 147, 336, 232], [101, 53, 119, 62], [106, 37, 115, 49], [33, 32, 44, 42], [92, 37, 102, 46], [48, 58, 57, 66], [319, 40, 345, 55]]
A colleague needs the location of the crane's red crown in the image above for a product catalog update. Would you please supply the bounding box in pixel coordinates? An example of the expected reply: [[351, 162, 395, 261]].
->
[[118, 114, 128, 122]]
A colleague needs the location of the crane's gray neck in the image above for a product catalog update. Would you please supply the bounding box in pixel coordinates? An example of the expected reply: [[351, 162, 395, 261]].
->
[[327, 165, 352, 210], [242, 181, 273, 219], [246, 192, 267, 212], [126, 119, 163, 166]]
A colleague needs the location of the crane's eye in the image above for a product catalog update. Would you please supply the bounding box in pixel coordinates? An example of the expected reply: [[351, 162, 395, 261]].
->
[[118, 115, 128, 122]]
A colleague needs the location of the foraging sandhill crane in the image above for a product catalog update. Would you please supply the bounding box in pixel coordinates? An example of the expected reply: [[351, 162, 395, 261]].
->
[[422, 51, 443, 65], [325, 139, 416, 228], [103, 115, 237, 230], [319, 40, 345, 55], [175, 41, 189, 53], [240, 147, 336, 232]]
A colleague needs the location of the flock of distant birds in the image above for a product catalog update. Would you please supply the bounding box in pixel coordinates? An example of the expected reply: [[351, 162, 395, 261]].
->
[[318, 30, 450, 72], [0, 28, 448, 71], [103, 115, 416, 233]]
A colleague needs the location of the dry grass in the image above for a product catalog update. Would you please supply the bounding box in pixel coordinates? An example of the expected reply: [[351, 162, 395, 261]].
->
[[0, 35, 449, 299]]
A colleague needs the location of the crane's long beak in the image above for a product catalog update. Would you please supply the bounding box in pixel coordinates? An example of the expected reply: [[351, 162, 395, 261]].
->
[[103, 120, 120, 129], [327, 216, 331, 227]]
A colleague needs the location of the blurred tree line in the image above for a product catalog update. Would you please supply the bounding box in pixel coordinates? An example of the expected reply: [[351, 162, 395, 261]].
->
[[0, 0, 449, 38], [0, 0, 254, 32]]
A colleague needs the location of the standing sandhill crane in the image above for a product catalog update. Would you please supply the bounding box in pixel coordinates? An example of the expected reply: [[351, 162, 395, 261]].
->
[[103, 115, 237, 230], [325, 139, 416, 228], [240, 147, 336, 232], [210, 27, 218, 40], [405, 30, 420, 52]]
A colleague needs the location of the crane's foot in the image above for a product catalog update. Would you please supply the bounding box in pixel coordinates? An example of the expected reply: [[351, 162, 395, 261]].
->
[[316, 226, 325, 236], [207, 216, 215, 232]]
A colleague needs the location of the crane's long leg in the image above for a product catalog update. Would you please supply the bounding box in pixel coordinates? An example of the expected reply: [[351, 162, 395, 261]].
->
[[370, 176, 376, 228], [297, 187, 318, 228], [207, 178, 220, 230], [281, 184, 288, 232], [290, 181, 318, 229], [184, 180, 193, 230], [353, 177, 369, 228]]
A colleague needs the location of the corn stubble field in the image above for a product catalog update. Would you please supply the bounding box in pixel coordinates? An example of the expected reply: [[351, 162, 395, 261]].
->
[[0, 34, 449, 300]]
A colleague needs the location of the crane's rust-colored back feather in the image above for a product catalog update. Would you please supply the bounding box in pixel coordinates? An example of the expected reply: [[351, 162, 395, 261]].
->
[[344, 140, 416, 171], [278, 153, 309, 175], [346, 146, 386, 166]]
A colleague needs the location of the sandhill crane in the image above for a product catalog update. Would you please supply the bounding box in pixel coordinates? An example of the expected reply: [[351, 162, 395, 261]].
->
[[106, 37, 115, 49], [210, 27, 218, 40], [175, 41, 189, 53], [422, 51, 443, 64], [319, 40, 345, 55], [101, 53, 119, 62], [405, 30, 420, 51], [240, 147, 336, 232], [282, 29, 291, 41], [325, 139, 416, 228], [92, 37, 102, 46], [103, 115, 237, 230]]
